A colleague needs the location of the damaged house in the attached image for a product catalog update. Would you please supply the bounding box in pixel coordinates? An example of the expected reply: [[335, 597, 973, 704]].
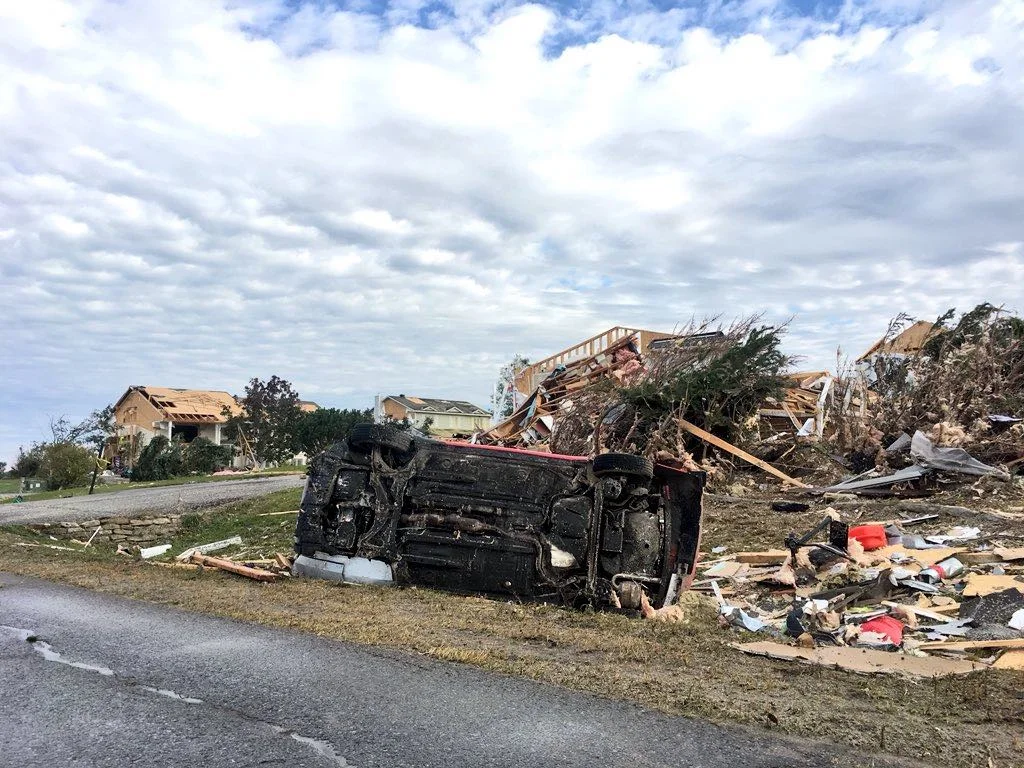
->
[[511, 326, 679, 404], [111, 386, 241, 465]]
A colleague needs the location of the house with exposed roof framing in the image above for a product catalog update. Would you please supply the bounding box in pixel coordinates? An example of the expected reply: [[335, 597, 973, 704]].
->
[[112, 386, 242, 454]]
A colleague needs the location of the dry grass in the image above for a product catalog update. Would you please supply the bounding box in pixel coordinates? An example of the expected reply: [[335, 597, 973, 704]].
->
[[2, 490, 1023, 767]]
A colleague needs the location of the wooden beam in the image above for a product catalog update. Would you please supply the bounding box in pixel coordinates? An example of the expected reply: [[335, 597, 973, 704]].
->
[[677, 418, 810, 488], [734, 550, 790, 565], [191, 553, 278, 582]]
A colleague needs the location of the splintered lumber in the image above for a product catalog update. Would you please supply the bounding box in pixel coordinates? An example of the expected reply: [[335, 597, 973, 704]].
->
[[190, 553, 278, 582], [918, 638, 1024, 651], [14, 542, 81, 552], [677, 418, 810, 488], [275, 552, 292, 569], [148, 561, 200, 570], [735, 550, 790, 565], [257, 509, 299, 517]]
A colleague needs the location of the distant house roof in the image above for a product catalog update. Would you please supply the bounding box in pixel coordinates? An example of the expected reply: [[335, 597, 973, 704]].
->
[[858, 320, 939, 361], [385, 395, 490, 416], [115, 386, 242, 424], [299, 401, 320, 413]]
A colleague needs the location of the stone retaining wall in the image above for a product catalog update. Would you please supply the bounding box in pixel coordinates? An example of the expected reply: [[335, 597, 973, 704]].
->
[[27, 515, 183, 546]]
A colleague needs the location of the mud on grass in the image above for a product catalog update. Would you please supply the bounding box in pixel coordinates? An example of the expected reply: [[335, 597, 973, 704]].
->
[[1, 493, 1023, 767]]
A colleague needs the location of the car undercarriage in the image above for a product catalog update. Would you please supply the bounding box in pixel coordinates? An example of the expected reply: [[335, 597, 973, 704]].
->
[[294, 424, 704, 610]]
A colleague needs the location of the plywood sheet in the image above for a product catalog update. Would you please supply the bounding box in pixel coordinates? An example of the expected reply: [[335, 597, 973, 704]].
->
[[962, 574, 1024, 597], [735, 641, 986, 678]]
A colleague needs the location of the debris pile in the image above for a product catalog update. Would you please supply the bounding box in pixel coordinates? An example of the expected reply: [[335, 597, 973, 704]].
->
[[120, 531, 296, 583], [480, 316, 794, 470], [686, 499, 1024, 676], [477, 333, 647, 447], [475, 304, 1023, 497], [848, 303, 1024, 470]]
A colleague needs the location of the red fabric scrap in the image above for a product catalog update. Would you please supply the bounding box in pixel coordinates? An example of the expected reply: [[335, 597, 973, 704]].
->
[[860, 615, 904, 646]]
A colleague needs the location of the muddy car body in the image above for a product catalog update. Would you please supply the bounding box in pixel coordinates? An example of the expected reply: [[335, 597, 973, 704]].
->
[[294, 424, 704, 609]]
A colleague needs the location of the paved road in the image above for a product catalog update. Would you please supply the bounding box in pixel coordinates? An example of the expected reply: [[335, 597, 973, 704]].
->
[[0, 575, 911, 768], [0, 475, 305, 525]]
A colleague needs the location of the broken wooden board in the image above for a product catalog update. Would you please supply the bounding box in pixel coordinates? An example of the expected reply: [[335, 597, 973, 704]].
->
[[734, 641, 986, 677], [961, 574, 1024, 597], [190, 553, 277, 582], [147, 561, 200, 570], [734, 550, 790, 565], [677, 418, 810, 488], [992, 650, 1024, 670], [256, 509, 299, 517], [14, 542, 81, 553]]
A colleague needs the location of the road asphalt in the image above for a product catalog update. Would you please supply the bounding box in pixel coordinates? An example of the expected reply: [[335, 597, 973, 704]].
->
[[0, 474, 306, 525], [0, 574, 914, 767]]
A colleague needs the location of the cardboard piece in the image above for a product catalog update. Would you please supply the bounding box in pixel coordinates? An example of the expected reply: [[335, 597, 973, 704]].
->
[[992, 650, 1024, 670], [918, 638, 1024, 651], [734, 641, 986, 678], [994, 547, 1024, 561], [962, 574, 1024, 598]]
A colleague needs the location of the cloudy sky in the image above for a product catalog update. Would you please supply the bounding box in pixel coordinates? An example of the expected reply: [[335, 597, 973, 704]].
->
[[1, 0, 1022, 463]]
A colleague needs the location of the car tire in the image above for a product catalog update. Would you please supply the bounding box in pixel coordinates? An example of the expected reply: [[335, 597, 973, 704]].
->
[[348, 423, 414, 454], [593, 453, 654, 480]]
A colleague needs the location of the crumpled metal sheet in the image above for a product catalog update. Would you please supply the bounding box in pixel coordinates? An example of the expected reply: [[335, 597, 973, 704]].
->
[[910, 431, 1011, 480]]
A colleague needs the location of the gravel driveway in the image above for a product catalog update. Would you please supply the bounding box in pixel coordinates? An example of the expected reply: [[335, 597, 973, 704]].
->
[[0, 475, 306, 525]]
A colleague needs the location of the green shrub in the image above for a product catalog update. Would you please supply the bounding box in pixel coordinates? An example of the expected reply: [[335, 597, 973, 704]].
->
[[132, 435, 184, 481], [39, 443, 94, 490], [183, 437, 232, 474]]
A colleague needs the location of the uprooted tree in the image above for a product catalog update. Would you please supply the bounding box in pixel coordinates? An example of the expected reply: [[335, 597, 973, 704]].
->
[[549, 316, 793, 460]]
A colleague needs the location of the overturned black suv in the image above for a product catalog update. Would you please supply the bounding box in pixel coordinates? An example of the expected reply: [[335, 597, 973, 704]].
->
[[294, 424, 704, 610]]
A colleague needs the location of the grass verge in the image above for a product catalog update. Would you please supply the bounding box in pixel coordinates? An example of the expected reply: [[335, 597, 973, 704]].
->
[[1, 488, 1022, 768]]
